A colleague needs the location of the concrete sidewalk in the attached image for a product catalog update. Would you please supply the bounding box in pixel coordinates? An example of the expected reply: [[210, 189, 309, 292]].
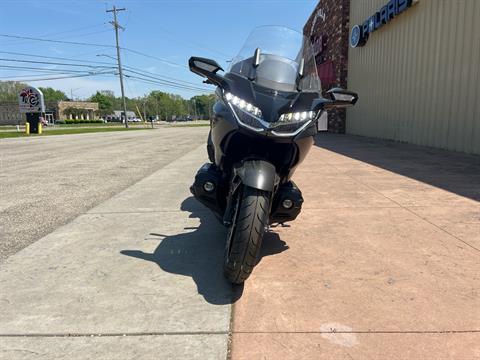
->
[[0, 144, 233, 359], [231, 134, 480, 359]]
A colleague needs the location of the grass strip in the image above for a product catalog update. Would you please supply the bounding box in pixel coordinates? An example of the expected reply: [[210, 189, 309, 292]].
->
[[0, 127, 152, 138]]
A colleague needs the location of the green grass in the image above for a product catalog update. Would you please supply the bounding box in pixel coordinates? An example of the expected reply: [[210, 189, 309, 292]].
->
[[0, 127, 152, 138], [56, 122, 115, 127], [167, 123, 210, 127]]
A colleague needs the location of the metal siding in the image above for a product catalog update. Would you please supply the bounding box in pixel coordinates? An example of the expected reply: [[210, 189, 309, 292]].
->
[[347, 0, 480, 154]]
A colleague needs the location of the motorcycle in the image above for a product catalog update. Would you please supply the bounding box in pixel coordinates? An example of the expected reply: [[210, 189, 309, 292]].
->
[[189, 26, 358, 284]]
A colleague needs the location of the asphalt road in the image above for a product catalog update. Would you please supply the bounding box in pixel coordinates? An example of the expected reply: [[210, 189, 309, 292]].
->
[[0, 127, 208, 262]]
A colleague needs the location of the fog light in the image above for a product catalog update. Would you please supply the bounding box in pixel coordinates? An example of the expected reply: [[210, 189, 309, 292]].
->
[[282, 199, 293, 209], [203, 181, 215, 193]]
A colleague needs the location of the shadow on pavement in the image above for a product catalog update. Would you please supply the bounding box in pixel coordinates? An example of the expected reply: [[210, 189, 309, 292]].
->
[[314, 134, 480, 202], [121, 197, 288, 305]]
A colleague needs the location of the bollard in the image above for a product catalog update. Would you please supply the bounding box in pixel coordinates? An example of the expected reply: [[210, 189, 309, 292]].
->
[[25, 122, 30, 135], [38, 123, 42, 135], [16, 125, 20, 132]]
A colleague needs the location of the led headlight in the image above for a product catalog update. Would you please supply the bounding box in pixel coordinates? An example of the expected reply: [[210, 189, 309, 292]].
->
[[224, 91, 318, 136], [270, 110, 318, 137], [278, 111, 317, 124], [224, 92, 264, 131], [224, 92, 262, 118]]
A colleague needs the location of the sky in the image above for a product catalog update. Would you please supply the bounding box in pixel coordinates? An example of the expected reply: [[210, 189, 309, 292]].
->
[[0, 0, 317, 100]]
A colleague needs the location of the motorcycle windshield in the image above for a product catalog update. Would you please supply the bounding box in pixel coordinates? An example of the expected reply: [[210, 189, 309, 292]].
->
[[229, 26, 321, 93]]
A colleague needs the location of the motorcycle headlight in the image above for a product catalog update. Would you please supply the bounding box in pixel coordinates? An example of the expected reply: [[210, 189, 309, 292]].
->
[[224, 91, 318, 136], [278, 111, 317, 124], [270, 110, 318, 136], [225, 92, 262, 118], [224, 92, 264, 131]]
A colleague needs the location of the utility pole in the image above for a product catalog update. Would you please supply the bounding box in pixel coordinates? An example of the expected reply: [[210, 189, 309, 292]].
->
[[143, 100, 147, 122], [106, 5, 128, 128]]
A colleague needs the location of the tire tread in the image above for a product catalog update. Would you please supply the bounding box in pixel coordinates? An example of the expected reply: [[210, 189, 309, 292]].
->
[[224, 186, 270, 284]]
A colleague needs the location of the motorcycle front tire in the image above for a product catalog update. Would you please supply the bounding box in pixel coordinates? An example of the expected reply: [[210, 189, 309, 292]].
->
[[224, 186, 270, 284]]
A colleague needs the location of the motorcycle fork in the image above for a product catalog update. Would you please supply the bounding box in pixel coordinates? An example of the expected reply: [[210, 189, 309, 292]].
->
[[222, 175, 277, 230], [222, 176, 242, 226]]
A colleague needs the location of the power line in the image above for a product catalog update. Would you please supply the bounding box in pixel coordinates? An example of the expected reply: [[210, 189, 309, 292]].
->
[[0, 23, 108, 46], [0, 32, 215, 95], [0, 73, 86, 80], [153, 25, 231, 60], [0, 33, 116, 48], [0, 51, 206, 89], [0, 65, 105, 74], [1, 71, 115, 83], [0, 50, 117, 66], [0, 58, 116, 69], [0, 33, 189, 69], [123, 72, 211, 91], [123, 68, 211, 91], [0, 65, 211, 92], [124, 76, 213, 94], [121, 48, 188, 69], [124, 74, 211, 92], [123, 65, 206, 88]]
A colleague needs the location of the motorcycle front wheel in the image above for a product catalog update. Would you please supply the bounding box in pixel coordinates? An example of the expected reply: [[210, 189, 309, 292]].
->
[[224, 186, 270, 284]]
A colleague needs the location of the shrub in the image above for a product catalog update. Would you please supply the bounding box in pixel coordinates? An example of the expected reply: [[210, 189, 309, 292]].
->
[[62, 119, 103, 124]]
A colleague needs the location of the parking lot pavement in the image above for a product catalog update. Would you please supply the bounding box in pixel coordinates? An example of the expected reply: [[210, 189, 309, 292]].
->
[[0, 143, 233, 359], [0, 127, 208, 262], [231, 134, 480, 359]]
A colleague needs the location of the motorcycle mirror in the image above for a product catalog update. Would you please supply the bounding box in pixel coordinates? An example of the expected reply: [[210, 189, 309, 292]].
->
[[253, 48, 261, 67], [324, 88, 358, 108], [189, 56, 226, 87]]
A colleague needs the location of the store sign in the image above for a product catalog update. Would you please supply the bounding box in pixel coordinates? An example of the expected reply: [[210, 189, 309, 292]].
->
[[350, 0, 418, 48], [18, 86, 45, 113]]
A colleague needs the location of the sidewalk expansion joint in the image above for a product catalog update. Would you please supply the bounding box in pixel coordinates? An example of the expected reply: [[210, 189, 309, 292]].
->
[[0, 331, 229, 338], [86, 209, 211, 215]]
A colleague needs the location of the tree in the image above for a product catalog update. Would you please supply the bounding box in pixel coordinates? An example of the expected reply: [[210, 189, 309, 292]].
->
[[189, 94, 216, 119], [89, 91, 113, 117], [0, 81, 28, 102], [145, 91, 189, 120], [38, 87, 68, 102]]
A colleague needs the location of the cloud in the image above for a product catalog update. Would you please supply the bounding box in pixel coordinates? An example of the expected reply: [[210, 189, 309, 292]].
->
[[49, 46, 64, 55]]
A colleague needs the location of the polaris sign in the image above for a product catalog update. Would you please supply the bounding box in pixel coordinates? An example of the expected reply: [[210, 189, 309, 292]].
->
[[350, 0, 418, 48]]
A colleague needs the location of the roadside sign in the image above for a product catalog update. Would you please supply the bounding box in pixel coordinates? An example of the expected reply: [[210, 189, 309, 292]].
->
[[18, 86, 45, 113]]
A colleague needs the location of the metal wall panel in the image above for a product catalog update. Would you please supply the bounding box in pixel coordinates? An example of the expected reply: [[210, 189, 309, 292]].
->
[[347, 0, 480, 154]]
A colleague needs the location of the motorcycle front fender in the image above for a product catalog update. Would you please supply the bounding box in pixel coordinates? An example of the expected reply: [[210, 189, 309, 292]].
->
[[233, 160, 278, 192]]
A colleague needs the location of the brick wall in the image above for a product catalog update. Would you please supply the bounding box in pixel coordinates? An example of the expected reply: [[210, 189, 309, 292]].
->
[[304, 0, 350, 133]]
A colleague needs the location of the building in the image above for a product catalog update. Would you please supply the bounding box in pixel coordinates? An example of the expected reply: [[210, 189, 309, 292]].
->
[[0, 100, 99, 125], [305, 0, 480, 155], [57, 101, 99, 120], [0, 102, 25, 125], [110, 110, 137, 122]]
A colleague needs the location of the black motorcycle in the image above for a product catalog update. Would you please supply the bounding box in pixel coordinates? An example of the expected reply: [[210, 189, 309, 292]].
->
[[189, 26, 358, 284]]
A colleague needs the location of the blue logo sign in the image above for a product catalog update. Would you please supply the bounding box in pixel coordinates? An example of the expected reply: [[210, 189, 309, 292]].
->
[[350, 25, 362, 48], [350, 0, 417, 48]]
